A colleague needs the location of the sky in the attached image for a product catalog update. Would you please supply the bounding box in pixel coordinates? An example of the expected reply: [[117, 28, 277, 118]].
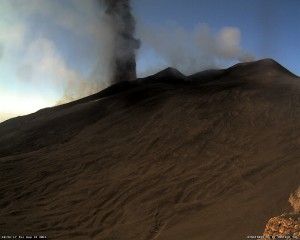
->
[[0, 0, 299, 122]]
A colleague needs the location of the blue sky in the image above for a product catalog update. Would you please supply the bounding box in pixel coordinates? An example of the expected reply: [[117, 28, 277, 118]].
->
[[0, 0, 299, 122], [134, 0, 300, 75]]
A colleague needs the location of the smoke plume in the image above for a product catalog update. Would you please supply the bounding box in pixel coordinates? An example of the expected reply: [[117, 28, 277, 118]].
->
[[0, 0, 257, 118], [137, 23, 255, 76], [102, 0, 140, 83]]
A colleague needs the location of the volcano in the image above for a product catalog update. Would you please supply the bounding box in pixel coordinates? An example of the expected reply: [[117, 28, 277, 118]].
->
[[0, 59, 300, 240]]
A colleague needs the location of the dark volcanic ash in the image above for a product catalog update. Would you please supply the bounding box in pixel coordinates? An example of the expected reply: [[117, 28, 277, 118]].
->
[[102, 0, 141, 84]]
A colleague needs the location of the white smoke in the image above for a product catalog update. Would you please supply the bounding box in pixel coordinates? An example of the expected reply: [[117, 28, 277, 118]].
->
[[0, 0, 113, 105], [0, 0, 256, 112], [137, 23, 255, 75]]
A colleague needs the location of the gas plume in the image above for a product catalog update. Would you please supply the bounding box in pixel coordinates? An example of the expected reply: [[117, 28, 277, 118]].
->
[[102, 0, 141, 83], [0, 0, 256, 112], [137, 23, 255, 76]]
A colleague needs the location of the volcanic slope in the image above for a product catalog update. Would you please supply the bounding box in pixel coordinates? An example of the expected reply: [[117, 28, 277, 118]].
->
[[0, 59, 300, 240]]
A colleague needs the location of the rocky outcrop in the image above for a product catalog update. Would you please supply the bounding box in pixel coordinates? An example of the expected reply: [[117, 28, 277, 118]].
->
[[289, 187, 300, 214], [263, 213, 300, 239], [263, 187, 300, 239]]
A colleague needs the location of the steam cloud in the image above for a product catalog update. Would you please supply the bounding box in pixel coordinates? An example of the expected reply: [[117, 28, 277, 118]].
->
[[137, 23, 255, 76], [102, 0, 141, 83]]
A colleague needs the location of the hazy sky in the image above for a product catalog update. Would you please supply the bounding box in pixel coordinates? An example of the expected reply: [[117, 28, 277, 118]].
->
[[0, 0, 299, 122]]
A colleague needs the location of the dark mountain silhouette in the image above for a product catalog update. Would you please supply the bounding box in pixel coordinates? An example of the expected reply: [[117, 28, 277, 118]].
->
[[0, 59, 299, 240]]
